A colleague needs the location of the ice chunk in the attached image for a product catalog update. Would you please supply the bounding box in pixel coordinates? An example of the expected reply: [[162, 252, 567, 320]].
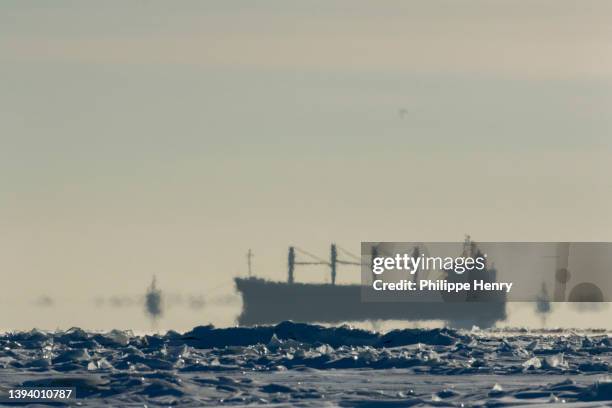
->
[[267, 334, 283, 349], [522, 356, 542, 369], [87, 358, 113, 371], [543, 353, 568, 369]]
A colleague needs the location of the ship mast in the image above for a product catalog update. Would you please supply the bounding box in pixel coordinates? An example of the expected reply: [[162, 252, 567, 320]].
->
[[288, 246, 295, 284], [247, 249, 253, 277], [330, 244, 337, 285]]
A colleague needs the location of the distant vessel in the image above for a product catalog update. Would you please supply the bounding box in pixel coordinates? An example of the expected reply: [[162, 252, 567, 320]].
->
[[145, 276, 163, 321], [235, 238, 507, 328]]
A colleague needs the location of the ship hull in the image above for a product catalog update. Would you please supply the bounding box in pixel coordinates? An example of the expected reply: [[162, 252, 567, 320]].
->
[[235, 277, 507, 328]]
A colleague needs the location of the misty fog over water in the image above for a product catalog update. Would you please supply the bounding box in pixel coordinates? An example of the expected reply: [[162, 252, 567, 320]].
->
[[2, 294, 610, 333]]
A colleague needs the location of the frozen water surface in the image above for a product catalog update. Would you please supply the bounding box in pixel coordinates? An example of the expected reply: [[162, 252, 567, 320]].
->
[[0, 322, 611, 406]]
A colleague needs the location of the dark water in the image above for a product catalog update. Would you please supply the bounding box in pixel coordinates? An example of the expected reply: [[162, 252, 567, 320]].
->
[[1, 322, 611, 406]]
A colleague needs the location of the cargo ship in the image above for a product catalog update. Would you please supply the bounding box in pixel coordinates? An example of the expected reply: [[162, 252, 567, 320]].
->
[[235, 239, 508, 328]]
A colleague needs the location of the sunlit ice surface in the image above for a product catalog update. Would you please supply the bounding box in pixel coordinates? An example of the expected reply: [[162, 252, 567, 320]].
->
[[0, 321, 611, 406]]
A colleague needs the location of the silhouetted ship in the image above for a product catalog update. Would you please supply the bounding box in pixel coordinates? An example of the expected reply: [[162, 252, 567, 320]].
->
[[235, 239, 507, 328]]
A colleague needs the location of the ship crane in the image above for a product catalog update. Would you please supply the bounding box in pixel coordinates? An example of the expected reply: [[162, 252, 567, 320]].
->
[[288, 244, 363, 285]]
